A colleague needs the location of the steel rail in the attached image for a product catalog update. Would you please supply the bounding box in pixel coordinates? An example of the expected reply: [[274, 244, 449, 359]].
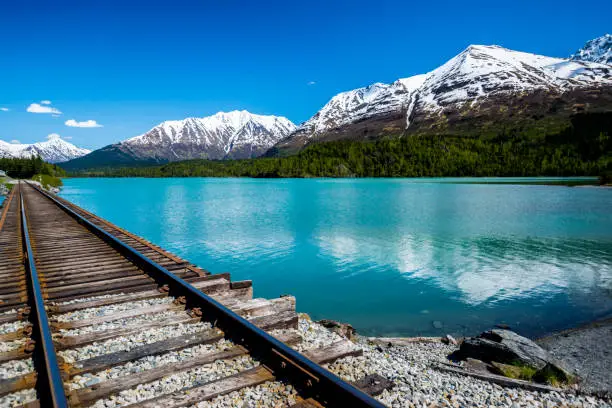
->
[[28, 182, 386, 408], [20, 182, 69, 407]]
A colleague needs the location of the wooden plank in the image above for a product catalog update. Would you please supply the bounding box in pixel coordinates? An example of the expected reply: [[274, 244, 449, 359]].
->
[[0, 372, 37, 397], [43, 269, 144, 288], [304, 340, 362, 365], [290, 399, 325, 408], [0, 347, 29, 364], [41, 258, 129, 274], [47, 283, 160, 303], [49, 275, 232, 313], [351, 374, 395, 396], [45, 275, 154, 298], [248, 310, 298, 331], [68, 346, 248, 406], [433, 363, 563, 393], [67, 328, 224, 377], [128, 366, 274, 408]]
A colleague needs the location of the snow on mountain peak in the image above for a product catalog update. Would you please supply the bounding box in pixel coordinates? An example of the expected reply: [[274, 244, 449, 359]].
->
[[123, 110, 296, 160], [289, 43, 612, 141], [0, 137, 91, 163], [297, 74, 427, 135], [571, 34, 612, 65]]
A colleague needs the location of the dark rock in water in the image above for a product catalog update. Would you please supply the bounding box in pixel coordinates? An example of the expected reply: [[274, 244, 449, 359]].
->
[[432, 320, 443, 329], [495, 324, 512, 330], [352, 374, 395, 396], [460, 329, 550, 369], [317, 319, 356, 340]]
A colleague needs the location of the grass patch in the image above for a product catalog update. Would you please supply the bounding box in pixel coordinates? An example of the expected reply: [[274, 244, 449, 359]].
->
[[32, 174, 63, 190], [493, 361, 574, 386], [493, 362, 538, 381]]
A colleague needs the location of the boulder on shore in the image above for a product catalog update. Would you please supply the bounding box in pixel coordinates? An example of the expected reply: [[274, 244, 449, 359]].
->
[[317, 319, 356, 340], [457, 329, 575, 386], [459, 329, 551, 369]]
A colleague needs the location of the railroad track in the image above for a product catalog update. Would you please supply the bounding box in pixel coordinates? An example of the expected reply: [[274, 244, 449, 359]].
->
[[0, 182, 386, 408]]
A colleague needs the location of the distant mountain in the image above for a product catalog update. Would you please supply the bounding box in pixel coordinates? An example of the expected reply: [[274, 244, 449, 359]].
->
[[63, 110, 296, 169], [270, 42, 612, 156], [570, 34, 612, 65], [0, 136, 91, 163]]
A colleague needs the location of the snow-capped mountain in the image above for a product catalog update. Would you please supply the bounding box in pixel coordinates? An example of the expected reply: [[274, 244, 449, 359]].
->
[[272, 42, 612, 155], [62, 111, 296, 169], [125, 110, 295, 160], [570, 34, 612, 65], [0, 137, 91, 163]]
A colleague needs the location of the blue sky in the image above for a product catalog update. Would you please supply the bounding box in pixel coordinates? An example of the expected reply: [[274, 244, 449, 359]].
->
[[0, 0, 610, 150]]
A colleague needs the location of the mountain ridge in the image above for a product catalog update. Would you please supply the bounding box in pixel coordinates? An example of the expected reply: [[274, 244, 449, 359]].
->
[[62, 110, 296, 169], [270, 42, 612, 156], [0, 136, 91, 163], [570, 34, 612, 65]]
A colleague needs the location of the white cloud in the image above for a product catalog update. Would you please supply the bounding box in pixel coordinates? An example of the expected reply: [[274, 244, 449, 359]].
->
[[307, 81, 317, 85], [40, 100, 51, 105], [10, 139, 21, 144], [47, 133, 61, 140], [27, 102, 62, 115], [65, 119, 103, 128], [0, 107, 9, 112], [62, 136, 73, 140]]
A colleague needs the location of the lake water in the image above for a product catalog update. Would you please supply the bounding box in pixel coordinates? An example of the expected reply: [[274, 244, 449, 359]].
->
[[59, 178, 612, 338]]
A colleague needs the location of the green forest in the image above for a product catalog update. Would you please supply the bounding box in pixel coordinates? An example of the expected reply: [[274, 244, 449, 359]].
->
[[0, 157, 66, 187], [68, 112, 611, 180]]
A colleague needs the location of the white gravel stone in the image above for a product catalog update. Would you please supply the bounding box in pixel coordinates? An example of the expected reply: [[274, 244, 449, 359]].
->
[[54, 297, 174, 323], [294, 315, 345, 352], [198, 381, 299, 408], [91, 356, 257, 407], [0, 338, 25, 353], [68, 339, 236, 391], [0, 320, 27, 335], [327, 336, 612, 408], [0, 388, 37, 407], [0, 358, 34, 380], [59, 321, 212, 364], [51, 293, 126, 306], [58, 310, 186, 337]]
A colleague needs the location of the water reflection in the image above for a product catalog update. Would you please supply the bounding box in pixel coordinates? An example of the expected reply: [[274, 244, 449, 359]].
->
[[318, 231, 612, 306], [60, 178, 612, 337]]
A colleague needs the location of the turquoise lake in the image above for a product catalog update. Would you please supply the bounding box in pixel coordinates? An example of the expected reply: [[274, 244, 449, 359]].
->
[[58, 178, 612, 338]]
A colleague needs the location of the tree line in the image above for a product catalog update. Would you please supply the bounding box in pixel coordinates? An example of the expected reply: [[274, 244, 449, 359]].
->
[[66, 112, 612, 180], [0, 156, 67, 179]]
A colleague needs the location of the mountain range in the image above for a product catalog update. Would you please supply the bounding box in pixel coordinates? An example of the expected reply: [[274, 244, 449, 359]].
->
[[62, 111, 296, 169], [62, 34, 612, 169], [272, 38, 612, 155], [0, 136, 90, 164]]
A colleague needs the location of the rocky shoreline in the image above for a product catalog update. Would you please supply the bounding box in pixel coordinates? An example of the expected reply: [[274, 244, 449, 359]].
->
[[311, 316, 612, 408]]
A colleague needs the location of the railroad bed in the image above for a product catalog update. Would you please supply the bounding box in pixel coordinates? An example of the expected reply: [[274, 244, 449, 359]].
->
[[0, 182, 385, 408]]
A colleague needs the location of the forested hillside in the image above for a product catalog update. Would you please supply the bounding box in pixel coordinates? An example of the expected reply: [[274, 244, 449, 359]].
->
[[65, 113, 611, 179], [0, 156, 67, 179]]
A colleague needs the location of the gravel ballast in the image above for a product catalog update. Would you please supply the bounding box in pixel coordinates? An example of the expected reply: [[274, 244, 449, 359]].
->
[[54, 297, 174, 323], [0, 388, 37, 407], [91, 356, 257, 407], [0, 358, 34, 380], [60, 321, 212, 363]]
